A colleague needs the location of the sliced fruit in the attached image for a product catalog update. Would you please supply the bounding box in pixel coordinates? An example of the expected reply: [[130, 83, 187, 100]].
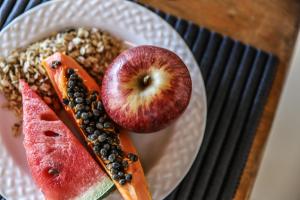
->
[[42, 53, 152, 200], [20, 80, 114, 200]]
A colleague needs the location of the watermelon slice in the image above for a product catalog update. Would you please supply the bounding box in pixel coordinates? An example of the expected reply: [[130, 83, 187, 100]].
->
[[20, 80, 114, 200]]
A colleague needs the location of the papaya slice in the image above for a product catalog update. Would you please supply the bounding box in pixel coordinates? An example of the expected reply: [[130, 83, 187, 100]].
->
[[42, 53, 151, 200]]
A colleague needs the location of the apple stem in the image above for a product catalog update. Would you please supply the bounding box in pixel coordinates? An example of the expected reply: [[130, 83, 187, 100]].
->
[[142, 75, 151, 87]]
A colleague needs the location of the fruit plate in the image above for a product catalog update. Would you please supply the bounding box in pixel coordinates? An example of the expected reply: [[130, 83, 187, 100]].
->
[[0, 0, 207, 199]]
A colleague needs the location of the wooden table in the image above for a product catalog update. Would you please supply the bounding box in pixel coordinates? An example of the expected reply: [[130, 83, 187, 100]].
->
[[140, 0, 300, 199]]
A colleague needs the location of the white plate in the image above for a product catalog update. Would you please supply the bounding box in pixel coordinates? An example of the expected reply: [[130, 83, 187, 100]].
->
[[0, 0, 207, 199]]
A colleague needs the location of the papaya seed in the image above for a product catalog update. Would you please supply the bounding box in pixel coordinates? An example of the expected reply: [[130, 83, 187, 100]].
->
[[112, 174, 119, 180], [62, 98, 69, 105], [119, 179, 126, 185], [125, 174, 132, 181], [51, 60, 61, 69]]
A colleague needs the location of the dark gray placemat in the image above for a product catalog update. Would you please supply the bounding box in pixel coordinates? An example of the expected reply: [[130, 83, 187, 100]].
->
[[0, 1, 278, 199]]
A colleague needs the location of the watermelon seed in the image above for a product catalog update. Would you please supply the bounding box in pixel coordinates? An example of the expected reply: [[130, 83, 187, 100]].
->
[[40, 113, 57, 121], [48, 168, 59, 176], [44, 131, 60, 137], [46, 148, 55, 154]]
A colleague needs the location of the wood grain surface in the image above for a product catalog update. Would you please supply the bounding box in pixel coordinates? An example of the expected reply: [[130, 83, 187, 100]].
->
[[139, 0, 300, 199]]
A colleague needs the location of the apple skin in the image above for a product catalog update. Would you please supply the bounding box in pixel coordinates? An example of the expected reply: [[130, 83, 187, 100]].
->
[[101, 45, 192, 133]]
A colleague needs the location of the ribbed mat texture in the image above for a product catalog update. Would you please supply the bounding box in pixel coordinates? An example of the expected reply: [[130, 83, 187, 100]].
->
[[0, 0, 277, 199]]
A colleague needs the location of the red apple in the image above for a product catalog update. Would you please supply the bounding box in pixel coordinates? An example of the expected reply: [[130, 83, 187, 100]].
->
[[101, 45, 192, 133]]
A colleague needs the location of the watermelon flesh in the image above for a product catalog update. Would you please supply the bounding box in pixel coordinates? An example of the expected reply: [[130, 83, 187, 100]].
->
[[20, 80, 114, 200]]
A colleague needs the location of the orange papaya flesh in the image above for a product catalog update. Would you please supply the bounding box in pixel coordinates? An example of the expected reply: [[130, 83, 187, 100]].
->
[[42, 53, 151, 200]]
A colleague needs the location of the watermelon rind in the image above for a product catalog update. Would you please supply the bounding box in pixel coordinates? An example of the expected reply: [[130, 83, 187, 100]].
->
[[74, 176, 114, 200]]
